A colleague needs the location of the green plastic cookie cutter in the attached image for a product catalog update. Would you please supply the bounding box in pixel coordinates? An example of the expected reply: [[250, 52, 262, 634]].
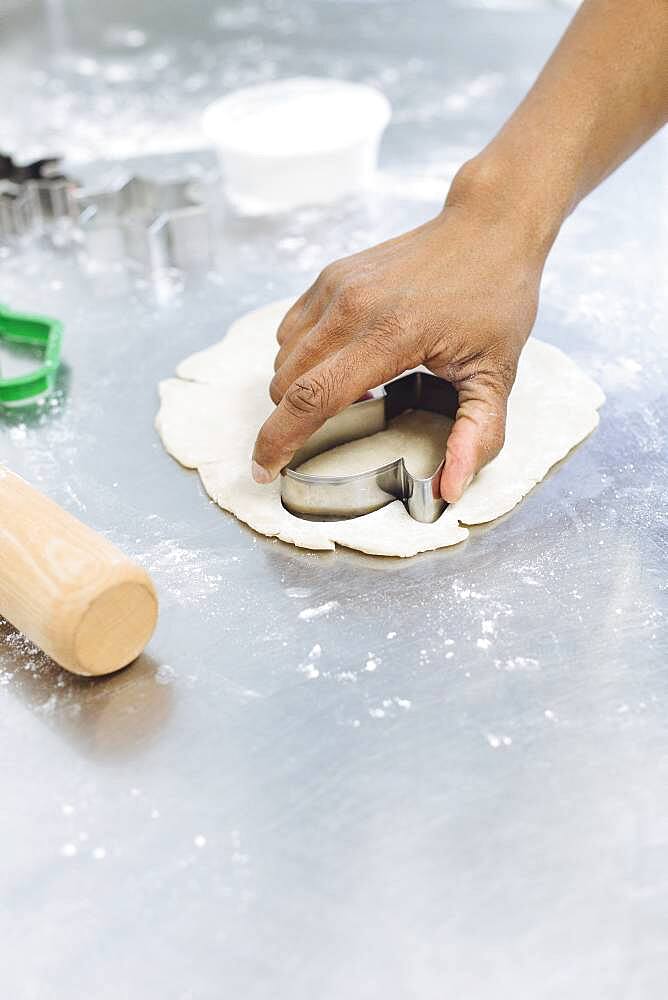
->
[[0, 303, 63, 404]]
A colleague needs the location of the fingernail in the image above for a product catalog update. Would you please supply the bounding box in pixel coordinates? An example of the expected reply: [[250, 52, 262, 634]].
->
[[252, 461, 272, 484], [463, 474, 474, 491]]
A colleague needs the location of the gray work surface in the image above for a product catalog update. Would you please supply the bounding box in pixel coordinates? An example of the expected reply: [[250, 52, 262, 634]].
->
[[1, 2, 667, 998]]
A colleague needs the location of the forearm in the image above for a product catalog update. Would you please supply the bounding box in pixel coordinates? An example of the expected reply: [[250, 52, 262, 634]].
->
[[450, 0, 668, 254]]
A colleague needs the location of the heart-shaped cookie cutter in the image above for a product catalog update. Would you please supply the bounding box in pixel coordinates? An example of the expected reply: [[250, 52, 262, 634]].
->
[[280, 371, 458, 523]]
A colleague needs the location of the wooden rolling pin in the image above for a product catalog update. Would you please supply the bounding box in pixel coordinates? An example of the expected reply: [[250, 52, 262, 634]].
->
[[0, 466, 158, 676]]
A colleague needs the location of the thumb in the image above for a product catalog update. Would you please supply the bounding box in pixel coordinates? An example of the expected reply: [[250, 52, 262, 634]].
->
[[439, 373, 511, 504]]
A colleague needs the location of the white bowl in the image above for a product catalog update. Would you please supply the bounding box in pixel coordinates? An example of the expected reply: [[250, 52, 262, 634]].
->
[[202, 77, 392, 215]]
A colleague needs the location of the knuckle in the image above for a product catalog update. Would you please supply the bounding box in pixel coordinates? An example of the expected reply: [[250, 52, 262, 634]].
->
[[284, 371, 335, 419], [276, 308, 298, 345], [276, 292, 311, 344], [273, 344, 289, 371], [334, 279, 366, 317], [276, 319, 292, 345], [316, 261, 343, 294], [269, 373, 284, 404], [493, 357, 518, 393], [467, 354, 516, 398]]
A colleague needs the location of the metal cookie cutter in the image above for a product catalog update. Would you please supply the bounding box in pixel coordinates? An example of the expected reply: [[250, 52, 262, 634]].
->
[[0, 181, 41, 242], [0, 304, 63, 405], [281, 372, 459, 523], [0, 152, 78, 223], [77, 175, 214, 272]]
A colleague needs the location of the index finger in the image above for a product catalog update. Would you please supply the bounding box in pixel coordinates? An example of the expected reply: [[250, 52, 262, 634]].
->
[[251, 340, 402, 482]]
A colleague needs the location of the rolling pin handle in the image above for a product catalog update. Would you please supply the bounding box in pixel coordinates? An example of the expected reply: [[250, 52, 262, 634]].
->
[[0, 466, 158, 676]]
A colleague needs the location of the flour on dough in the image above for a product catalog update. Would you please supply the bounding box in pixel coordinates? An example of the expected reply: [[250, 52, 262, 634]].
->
[[156, 298, 605, 558]]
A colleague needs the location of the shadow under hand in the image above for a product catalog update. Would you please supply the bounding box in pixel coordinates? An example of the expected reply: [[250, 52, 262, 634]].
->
[[0, 618, 173, 761]]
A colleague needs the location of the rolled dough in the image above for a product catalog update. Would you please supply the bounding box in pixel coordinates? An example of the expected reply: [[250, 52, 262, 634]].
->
[[155, 298, 605, 558], [297, 410, 454, 479]]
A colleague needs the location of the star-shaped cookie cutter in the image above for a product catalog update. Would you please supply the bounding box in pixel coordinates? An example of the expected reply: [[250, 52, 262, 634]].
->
[[0, 303, 63, 405], [77, 175, 214, 273], [280, 371, 459, 523]]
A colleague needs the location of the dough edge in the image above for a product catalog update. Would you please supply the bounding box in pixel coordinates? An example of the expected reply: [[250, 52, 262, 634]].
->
[[155, 297, 605, 558]]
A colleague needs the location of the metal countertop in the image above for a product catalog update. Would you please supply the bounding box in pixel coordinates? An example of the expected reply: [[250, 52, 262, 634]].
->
[[1, 2, 667, 998]]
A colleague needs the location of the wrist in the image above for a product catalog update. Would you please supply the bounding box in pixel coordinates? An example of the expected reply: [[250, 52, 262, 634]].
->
[[445, 150, 568, 264]]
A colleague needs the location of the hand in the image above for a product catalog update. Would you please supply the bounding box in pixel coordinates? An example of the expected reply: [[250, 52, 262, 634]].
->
[[252, 161, 552, 503]]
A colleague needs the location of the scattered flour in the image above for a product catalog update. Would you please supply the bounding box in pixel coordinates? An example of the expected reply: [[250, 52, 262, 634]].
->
[[486, 733, 513, 749], [298, 643, 322, 680], [155, 663, 177, 685], [298, 601, 339, 621], [496, 657, 541, 672]]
